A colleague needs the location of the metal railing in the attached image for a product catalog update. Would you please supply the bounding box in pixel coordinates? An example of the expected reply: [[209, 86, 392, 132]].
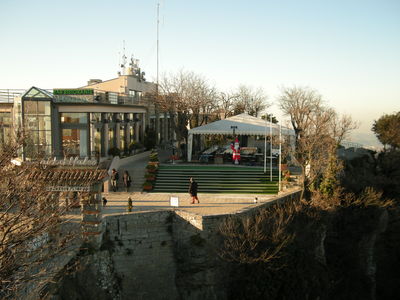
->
[[0, 88, 146, 106], [0, 89, 26, 103]]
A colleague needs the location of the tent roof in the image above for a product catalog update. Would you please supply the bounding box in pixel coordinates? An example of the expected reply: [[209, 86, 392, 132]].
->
[[188, 113, 295, 136]]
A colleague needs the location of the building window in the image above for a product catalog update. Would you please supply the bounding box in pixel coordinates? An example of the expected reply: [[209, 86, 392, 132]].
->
[[23, 100, 52, 157], [62, 128, 88, 157], [60, 113, 88, 124]]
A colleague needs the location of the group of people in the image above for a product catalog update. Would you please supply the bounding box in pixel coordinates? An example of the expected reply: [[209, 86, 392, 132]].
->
[[110, 168, 132, 192]]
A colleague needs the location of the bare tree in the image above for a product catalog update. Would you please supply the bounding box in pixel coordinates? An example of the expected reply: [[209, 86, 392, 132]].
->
[[155, 70, 218, 148], [278, 86, 357, 199], [0, 139, 100, 299], [233, 85, 269, 117], [219, 201, 295, 264], [216, 91, 238, 119]]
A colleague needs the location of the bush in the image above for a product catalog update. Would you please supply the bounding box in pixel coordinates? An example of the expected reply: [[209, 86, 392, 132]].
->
[[144, 127, 157, 150], [108, 147, 121, 157], [128, 141, 143, 153]]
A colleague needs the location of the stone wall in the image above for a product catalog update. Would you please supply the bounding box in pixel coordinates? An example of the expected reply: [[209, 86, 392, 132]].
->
[[54, 190, 301, 300], [102, 211, 179, 300]]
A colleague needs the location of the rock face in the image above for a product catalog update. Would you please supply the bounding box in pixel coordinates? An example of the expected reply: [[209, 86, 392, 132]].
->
[[51, 193, 399, 300], [224, 204, 399, 300]]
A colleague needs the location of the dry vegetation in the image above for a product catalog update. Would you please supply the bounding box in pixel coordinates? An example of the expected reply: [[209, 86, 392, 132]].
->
[[0, 139, 93, 299]]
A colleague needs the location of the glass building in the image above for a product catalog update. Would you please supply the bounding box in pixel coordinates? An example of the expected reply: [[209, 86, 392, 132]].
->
[[0, 63, 173, 160]]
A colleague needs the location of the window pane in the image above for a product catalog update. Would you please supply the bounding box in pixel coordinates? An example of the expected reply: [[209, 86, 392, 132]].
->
[[26, 116, 38, 129], [62, 128, 87, 157], [24, 101, 37, 114], [38, 116, 51, 131], [60, 113, 87, 124], [37, 101, 51, 115]]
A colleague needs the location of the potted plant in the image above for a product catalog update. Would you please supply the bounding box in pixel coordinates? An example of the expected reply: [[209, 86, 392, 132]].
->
[[148, 151, 159, 166], [145, 173, 156, 181], [146, 164, 158, 173], [143, 181, 153, 191]]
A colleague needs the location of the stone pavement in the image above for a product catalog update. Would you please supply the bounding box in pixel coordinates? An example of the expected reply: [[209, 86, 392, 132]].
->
[[102, 191, 276, 216]]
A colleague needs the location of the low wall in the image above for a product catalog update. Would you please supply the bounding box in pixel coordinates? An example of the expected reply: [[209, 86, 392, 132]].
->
[[55, 189, 301, 299], [101, 189, 301, 299]]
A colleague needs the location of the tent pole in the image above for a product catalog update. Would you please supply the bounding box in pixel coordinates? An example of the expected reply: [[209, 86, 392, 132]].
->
[[270, 115, 272, 181], [264, 116, 267, 174]]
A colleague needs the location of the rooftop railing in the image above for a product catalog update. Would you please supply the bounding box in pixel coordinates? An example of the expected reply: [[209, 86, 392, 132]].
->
[[0, 89, 26, 103], [0, 89, 146, 106]]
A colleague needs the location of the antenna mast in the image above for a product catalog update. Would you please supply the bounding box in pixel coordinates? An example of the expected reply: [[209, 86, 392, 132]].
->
[[157, 2, 160, 91]]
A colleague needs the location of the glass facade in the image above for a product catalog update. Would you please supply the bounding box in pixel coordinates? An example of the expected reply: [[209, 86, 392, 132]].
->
[[62, 128, 88, 157], [23, 100, 52, 157]]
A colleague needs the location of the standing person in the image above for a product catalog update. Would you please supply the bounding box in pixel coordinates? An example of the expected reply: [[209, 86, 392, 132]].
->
[[188, 177, 200, 204], [127, 197, 133, 212], [111, 168, 119, 192], [123, 170, 132, 192]]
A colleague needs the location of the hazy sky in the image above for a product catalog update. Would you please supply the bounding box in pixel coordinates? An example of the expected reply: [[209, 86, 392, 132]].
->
[[1, 0, 399, 147]]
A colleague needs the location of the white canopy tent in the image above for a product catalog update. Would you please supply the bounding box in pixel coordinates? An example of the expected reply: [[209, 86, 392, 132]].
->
[[187, 113, 295, 162]]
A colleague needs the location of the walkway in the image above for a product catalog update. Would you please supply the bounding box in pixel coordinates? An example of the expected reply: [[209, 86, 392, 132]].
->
[[102, 191, 277, 216]]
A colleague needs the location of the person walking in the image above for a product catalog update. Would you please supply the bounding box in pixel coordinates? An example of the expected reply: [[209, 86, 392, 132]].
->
[[188, 177, 200, 204], [123, 170, 132, 192], [111, 168, 119, 192], [127, 197, 133, 212]]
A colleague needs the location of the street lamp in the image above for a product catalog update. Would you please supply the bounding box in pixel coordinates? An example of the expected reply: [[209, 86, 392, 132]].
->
[[230, 125, 238, 136]]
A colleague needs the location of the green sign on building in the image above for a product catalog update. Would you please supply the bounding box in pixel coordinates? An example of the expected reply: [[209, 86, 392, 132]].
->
[[53, 89, 94, 95]]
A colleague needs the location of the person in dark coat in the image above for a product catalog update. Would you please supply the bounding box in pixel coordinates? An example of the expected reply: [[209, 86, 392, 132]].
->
[[111, 168, 119, 192], [188, 177, 199, 204], [123, 170, 132, 192]]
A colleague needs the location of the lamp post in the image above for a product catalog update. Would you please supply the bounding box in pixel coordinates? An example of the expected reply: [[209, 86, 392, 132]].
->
[[230, 125, 237, 136]]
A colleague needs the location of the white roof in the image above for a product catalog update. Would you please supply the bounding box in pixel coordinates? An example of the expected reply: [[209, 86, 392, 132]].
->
[[188, 113, 295, 136]]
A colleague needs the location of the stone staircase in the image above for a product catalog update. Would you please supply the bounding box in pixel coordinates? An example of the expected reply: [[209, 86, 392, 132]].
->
[[152, 165, 280, 194]]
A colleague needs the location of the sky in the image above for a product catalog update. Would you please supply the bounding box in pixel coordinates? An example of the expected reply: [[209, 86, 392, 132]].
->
[[1, 0, 399, 148]]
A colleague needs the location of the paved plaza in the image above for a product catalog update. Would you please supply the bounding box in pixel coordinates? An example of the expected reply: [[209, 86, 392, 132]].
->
[[101, 191, 277, 216]]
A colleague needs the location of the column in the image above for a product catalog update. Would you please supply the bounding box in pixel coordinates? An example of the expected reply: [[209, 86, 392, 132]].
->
[[103, 123, 109, 156]]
